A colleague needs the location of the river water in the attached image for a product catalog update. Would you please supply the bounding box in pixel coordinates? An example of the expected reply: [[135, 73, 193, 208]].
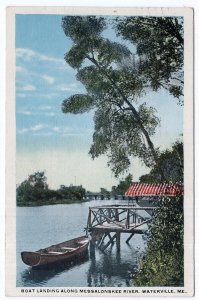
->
[[16, 199, 147, 287]]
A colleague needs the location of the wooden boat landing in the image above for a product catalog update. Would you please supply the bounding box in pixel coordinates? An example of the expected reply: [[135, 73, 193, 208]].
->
[[86, 204, 157, 251]]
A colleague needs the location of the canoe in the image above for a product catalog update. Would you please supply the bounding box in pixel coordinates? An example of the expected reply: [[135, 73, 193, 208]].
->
[[21, 235, 89, 267]]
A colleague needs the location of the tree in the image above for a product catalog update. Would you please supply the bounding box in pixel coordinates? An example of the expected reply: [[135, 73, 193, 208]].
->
[[57, 185, 86, 201], [16, 171, 49, 204], [139, 140, 183, 183], [61, 16, 164, 179], [17, 172, 87, 205], [116, 17, 184, 104], [100, 188, 110, 199], [111, 173, 133, 195]]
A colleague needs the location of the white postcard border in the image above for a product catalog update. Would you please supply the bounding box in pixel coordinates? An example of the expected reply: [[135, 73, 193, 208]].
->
[[5, 6, 194, 297]]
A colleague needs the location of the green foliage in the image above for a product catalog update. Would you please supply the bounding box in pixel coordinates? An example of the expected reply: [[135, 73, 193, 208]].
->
[[64, 44, 88, 69], [57, 185, 86, 201], [16, 171, 49, 205], [139, 140, 183, 183], [116, 17, 184, 104], [62, 16, 106, 42], [62, 94, 94, 114], [111, 173, 133, 195], [133, 196, 184, 286], [16, 172, 86, 206], [99, 188, 111, 199], [88, 102, 159, 176], [62, 16, 107, 70], [61, 16, 162, 177]]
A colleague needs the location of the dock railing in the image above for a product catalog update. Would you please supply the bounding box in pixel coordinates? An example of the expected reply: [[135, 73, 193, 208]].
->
[[87, 205, 157, 232]]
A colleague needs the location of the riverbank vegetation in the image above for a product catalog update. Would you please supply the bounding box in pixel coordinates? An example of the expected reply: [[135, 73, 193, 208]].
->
[[132, 141, 184, 286], [16, 171, 87, 206], [133, 195, 184, 286], [111, 174, 133, 196]]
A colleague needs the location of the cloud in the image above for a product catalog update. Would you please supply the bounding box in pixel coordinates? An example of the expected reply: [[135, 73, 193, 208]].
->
[[16, 48, 35, 60], [61, 127, 93, 137], [57, 83, 80, 92], [16, 48, 64, 65], [44, 112, 56, 117], [32, 132, 53, 136], [30, 124, 45, 131], [19, 84, 36, 91], [18, 123, 92, 136], [20, 92, 60, 100], [38, 105, 53, 110], [52, 126, 60, 132], [17, 128, 29, 134], [17, 93, 26, 98], [17, 108, 57, 118], [17, 124, 56, 135], [15, 48, 77, 103], [16, 66, 26, 73], [18, 110, 32, 116], [39, 54, 64, 64], [42, 75, 55, 85]]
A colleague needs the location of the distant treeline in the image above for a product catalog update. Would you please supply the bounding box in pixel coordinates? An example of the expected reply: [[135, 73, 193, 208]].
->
[[16, 171, 134, 207], [16, 172, 87, 206]]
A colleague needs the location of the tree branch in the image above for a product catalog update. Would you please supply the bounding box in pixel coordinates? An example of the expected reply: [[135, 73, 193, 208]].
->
[[86, 54, 165, 181]]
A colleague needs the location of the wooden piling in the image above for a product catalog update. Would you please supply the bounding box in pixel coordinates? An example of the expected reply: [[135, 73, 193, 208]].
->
[[89, 238, 96, 257], [126, 233, 134, 244], [102, 233, 117, 251], [116, 232, 120, 252], [98, 233, 107, 248]]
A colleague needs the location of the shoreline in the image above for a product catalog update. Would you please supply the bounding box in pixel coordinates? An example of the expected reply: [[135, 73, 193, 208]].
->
[[17, 198, 90, 207]]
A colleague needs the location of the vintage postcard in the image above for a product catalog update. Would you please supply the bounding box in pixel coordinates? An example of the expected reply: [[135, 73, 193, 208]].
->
[[5, 6, 194, 297]]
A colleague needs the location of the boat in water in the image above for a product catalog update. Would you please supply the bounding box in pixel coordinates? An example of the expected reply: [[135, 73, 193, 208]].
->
[[21, 235, 89, 268]]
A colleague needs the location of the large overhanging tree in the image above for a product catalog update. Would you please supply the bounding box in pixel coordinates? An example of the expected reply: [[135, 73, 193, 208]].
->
[[61, 16, 183, 180], [61, 16, 160, 178]]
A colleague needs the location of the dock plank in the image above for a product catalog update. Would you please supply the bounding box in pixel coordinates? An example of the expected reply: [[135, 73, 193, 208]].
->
[[92, 222, 147, 234]]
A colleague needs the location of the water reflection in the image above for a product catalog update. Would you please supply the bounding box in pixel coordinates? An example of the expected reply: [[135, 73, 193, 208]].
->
[[87, 246, 139, 287], [21, 253, 89, 286]]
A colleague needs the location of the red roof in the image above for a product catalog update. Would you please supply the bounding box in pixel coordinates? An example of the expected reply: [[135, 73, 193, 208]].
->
[[125, 182, 183, 197]]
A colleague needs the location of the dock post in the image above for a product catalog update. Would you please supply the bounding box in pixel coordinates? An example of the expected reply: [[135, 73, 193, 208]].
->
[[89, 236, 96, 258], [87, 208, 92, 229], [116, 232, 120, 252], [114, 208, 121, 252], [126, 233, 134, 244], [126, 209, 130, 229]]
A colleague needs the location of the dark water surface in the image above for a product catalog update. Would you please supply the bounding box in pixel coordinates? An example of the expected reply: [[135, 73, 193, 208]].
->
[[16, 199, 147, 287]]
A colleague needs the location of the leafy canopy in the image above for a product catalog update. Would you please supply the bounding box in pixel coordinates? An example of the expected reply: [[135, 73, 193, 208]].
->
[[16, 171, 49, 204], [116, 17, 184, 104], [111, 173, 133, 196], [61, 16, 162, 178], [16, 171, 87, 206], [139, 140, 183, 183]]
